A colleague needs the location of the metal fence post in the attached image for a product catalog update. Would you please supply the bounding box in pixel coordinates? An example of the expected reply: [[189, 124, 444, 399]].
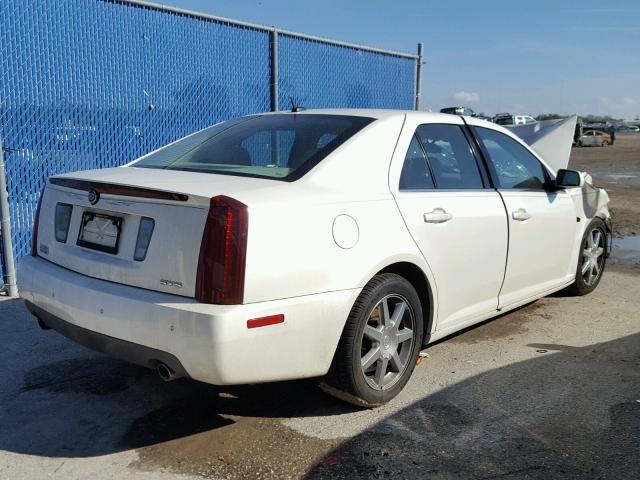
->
[[415, 42, 424, 110], [270, 29, 279, 112], [0, 137, 18, 297]]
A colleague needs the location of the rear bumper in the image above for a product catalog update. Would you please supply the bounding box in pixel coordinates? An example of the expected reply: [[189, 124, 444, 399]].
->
[[18, 256, 359, 385], [25, 300, 190, 378]]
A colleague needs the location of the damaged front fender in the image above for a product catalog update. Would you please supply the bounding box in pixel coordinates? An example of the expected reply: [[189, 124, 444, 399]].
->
[[570, 175, 612, 256]]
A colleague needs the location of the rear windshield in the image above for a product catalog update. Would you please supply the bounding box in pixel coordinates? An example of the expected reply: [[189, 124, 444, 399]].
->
[[132, 114, 375, 181]]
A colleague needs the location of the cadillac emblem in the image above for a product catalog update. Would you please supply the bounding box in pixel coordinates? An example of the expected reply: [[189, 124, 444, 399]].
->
[[88, 189, 100, 205]]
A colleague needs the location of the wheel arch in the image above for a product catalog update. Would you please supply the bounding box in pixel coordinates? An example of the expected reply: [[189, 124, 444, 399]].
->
[[322, 259, 436, 405], [376, 261, 435, 345]]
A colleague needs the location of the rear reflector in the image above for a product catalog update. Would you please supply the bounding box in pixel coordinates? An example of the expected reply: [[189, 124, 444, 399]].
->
[[54, 203, 73, 243], [195, 195, 248, 305], [133, 217, 155, 261], [247, 314, 285, 329]]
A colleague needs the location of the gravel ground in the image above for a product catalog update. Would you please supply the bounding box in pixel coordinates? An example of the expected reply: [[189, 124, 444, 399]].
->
[[1, 265, 638, 480], [0, 136, 638, 479], [570, 134, 640, 238]]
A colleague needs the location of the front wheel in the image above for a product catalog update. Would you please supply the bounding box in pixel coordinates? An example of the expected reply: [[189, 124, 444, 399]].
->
[[321, 273, 423, 407], [565, 218, 607, 296]]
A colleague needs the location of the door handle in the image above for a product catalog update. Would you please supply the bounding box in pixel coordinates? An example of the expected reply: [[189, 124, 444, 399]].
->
[[512, 208, 532, 221], [424, 208, 453, 224]]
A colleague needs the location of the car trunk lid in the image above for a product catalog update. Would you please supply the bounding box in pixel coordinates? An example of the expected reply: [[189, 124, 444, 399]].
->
[[35, 167, 277, 298]]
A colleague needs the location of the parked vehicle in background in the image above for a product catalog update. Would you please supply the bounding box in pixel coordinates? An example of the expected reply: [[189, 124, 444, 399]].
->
[[19, 110, 611, 407], [493, 113, 537, 126], [574, 117, 584, 146], [583, 124, 616, 144], [440, 106, 476, 116], [440, 107, 493, 122], [578, 129, 612, 147]]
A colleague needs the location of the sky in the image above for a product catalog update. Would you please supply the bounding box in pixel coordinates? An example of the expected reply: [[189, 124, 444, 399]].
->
[[166, 0, 640, 119]]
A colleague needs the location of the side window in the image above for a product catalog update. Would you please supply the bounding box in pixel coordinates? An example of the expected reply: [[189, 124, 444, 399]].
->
[[399, 136, 435, 190], [474, 127, 548, 189], [415, 124, 484, 189]]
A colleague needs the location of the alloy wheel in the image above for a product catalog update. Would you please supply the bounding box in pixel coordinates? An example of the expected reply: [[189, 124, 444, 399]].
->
[[360, 294, 415, 390], [581, 227, 605, 286]]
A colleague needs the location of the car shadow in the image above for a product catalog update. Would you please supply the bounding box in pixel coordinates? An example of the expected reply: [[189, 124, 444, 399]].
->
[[305, 333, 640, 479], [0, 298, 355, 459]]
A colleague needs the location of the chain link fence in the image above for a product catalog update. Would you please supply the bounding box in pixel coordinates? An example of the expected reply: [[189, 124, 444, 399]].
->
[[277, 34, 417, 110], [0, 0, 421, 291]]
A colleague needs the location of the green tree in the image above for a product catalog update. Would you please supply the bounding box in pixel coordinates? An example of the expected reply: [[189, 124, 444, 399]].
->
[[536, 113, 566, 121]]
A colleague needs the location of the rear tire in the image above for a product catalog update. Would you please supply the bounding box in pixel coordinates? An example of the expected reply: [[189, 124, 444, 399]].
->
[[565, 218, 607, 296], [320, 273, 423, 408]]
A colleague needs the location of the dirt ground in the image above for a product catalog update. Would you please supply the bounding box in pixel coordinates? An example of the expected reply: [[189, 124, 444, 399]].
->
[[570, 133, 640, 237], [0, 134, 638, 480], [1, 269, 638, 480]]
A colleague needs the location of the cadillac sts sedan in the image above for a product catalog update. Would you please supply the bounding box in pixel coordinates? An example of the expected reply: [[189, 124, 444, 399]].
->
[[18, 110, 611, 407]]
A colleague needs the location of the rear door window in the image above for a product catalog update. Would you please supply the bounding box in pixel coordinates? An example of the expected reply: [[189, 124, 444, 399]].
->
[[415, 124, 484, 189], [399, 136, 435, 190]]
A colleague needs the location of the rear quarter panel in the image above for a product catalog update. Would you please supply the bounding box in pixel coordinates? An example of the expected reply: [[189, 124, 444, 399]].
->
[[241, 115, 434, 304]]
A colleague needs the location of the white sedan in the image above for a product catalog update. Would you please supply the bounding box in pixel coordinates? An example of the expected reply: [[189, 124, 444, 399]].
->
[[18, 110, 611, 407]]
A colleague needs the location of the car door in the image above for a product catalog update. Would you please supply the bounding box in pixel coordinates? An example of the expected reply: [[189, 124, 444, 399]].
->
[[594, 131, 607, 146], [580, 131, 588, 146], [583, 131, 596, 146], [390, 117, 508, 332], [472, 125, 579, 308]]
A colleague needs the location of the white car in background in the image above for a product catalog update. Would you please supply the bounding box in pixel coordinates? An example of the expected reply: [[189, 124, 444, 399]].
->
[[18, 110, 611, 407], [494, 113, 537, 126]]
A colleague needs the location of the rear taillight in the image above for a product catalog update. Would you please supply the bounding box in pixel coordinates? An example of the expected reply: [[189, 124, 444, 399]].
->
[[31, 190, 44, 256], [195, 195, 248, 304]]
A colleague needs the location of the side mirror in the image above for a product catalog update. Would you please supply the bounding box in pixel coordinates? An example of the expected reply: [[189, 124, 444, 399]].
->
[[556, 169, 583, 188]]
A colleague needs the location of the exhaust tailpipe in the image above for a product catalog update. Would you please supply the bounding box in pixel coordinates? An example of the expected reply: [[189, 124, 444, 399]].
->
[[156, 362, 177, 382]]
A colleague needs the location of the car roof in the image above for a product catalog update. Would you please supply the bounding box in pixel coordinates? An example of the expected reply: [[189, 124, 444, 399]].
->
[[261, 107, 517, 136], [262, 108, 408, 119], [242, 108, 556, 178], [259, 107, 529, 146], [262, 108, 481, 123]]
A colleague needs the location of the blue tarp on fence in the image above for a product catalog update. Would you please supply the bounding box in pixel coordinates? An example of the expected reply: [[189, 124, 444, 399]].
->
[[0, 0, 418, 283]]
